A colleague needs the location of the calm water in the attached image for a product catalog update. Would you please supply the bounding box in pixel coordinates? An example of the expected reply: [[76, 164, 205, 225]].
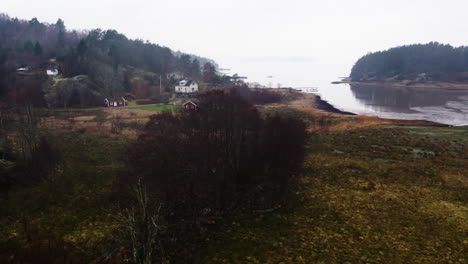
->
[[223, 57, 468, 126], [315, 83, 468, 126]]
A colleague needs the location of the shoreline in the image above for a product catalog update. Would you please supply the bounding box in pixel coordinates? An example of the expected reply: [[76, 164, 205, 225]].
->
[[313, 95, 356, 115], [348, 81, 468, 89], [308, 94, 452, 127]]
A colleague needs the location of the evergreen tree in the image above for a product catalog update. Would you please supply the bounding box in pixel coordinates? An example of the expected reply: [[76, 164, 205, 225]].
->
[[203, 62, 219, 85], [190, 58, 201, 78], [77, 39, 87, 55], [179, 54, 191, 75], [23, 40, 34, 54], [56, 18, 66, 47], [34, 41, 43, 55]]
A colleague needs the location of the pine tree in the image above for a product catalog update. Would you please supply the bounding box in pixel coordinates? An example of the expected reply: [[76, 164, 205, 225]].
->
[[56, 18, 66, 47], [23, 41, 34, 54], [34, 41, 43, 55]]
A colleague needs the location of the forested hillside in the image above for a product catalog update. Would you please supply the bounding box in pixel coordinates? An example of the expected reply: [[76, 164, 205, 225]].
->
[[350, 42, 468, 83], [0, 14, 220, 107]]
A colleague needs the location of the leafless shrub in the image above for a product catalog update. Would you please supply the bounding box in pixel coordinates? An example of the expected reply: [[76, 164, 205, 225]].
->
[[15, 105, 39, 160], [117, 179, 166, 264], [111, 115, 124, 134], [94, 110, 109, 127]]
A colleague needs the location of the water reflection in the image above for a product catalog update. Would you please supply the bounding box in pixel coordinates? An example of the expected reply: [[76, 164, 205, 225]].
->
[[316, 83, 468, 126], [350, 84, 467, 114]]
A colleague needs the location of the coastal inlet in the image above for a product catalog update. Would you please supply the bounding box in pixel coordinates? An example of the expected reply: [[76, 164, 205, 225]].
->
[[315, 83, 468, 126]]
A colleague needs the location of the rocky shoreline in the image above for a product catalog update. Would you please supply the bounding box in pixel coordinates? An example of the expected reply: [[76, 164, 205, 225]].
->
[[314, 95, 356, 115]]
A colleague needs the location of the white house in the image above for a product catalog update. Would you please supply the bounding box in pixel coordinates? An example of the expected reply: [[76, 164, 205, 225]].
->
[[175, 80, 199, 94], [46, 69, 59, 76], [16, 67, 30, 75]]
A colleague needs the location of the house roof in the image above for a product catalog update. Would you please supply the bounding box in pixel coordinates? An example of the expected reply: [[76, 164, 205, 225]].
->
[[178, 79, 195, 86], [183, 99, 199, 106]]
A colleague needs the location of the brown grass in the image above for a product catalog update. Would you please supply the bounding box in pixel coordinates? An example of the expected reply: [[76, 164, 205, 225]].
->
[[39, 93, 446, 139], [39, 108, 156, 138]]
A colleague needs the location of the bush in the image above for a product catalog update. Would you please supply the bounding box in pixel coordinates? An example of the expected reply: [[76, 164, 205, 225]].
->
[[111, 115, 124, 134], [248, 89, 283, 104], [124, 89, 308, 259], [236, 85, 283, 104], [43, 76, 104, 108], [28, 137, 62, 182]]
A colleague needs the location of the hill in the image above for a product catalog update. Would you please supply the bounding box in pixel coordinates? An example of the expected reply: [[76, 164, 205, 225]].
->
[[350, 42, 468, 85], [0, 14, 223, 107]]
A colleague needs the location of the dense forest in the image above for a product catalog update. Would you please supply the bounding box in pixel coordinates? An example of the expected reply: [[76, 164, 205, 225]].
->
[[0, 14, 222, 107], [350, 42, 468, 83]]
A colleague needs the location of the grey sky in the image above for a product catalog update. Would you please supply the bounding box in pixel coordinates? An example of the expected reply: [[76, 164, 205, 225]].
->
[[3, 0, 468, 87]]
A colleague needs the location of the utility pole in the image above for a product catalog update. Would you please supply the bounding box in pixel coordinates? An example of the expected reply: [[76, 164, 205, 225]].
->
[[159, 75, 162, 98]]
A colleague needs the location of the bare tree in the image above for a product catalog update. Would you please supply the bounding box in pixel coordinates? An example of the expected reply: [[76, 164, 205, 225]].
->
[[16, 105, 39, 161], [118, 179, 166, 264]]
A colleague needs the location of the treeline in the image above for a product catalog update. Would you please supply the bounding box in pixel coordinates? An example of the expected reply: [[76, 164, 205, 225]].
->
[[61, 29, 204, 81], [0, 14, 82, 63], [0, 14, 220, 107], [350, 42, 468, 82]]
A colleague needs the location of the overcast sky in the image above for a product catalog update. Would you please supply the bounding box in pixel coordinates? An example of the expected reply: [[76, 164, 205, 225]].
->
[[3, 0, 468, 87]]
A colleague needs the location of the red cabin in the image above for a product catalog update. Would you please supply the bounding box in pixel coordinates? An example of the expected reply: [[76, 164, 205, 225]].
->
[[183, 100, 198, 111], [104, 97, 127, 108]]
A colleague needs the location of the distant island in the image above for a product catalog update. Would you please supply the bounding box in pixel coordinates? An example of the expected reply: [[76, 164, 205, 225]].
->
[[350, 42, 468, 89]]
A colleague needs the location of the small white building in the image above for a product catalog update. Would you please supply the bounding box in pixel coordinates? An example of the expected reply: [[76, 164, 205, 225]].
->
[[46, 69, 59, 76], [175, 80, 198, 94], [16, 67, 30, 75]]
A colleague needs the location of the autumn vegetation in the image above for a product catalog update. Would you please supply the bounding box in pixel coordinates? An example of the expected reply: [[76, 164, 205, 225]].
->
[[1, 86, 466, 263], [0, 13, 467, 264], [121, 89, 307, 261], [197, 126, 468, 263]]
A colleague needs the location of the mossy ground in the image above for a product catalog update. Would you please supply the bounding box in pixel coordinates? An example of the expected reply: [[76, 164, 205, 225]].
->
[[196, 126, 467, 264]]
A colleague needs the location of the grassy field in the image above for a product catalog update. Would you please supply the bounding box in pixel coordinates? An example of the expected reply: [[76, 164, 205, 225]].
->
[[130, 104, 181, 112], [1, 103, 467, 263], [0, 131, 130, 263], [37, 105, 180, 138], [196, 126, 468, 263]]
